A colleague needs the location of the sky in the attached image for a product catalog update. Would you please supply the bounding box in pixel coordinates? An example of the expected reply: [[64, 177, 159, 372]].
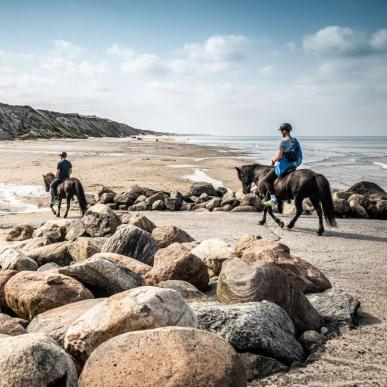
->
[[0, 0, 386, 135]]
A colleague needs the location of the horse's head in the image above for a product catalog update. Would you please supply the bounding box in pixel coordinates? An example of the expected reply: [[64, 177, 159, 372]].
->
[[235, 165, 253, 194], [43, 173, 54, 192]]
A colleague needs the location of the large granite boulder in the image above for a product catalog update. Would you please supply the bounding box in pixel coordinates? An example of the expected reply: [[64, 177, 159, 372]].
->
[[146, 243, 209, 291], [188, 182, 217, 197], [64, 286, 197, 363], [5, 224, 35, 242], [333, 198, 351, 217], [307, 288, 360, 326], [33, 221, 69, 242], [114, 186, 147, 206], [191, 239, 234, 276], [21, 241, 72, 266], [82, 204, 120, 237], [234, 234, 262, 257], [91, 252, 152, 277], [120, 212, 156, 233], [57, 257, 144, 297], [157, 280, 206, 301], [217, 257, 321, 334], [347, 181, 386, 196], [190, 301, 305, 365], [27, 299, 104, 346], [0, 333, 77, 387], [240, 353, 288, 381], [79, 327, 246, 387], [152, 225, 195, 248], [4, 271, 93, 320], [0, 313, 26, 336], [65, 220, 86, 241], [0, 248, 38, 271], [102, 225, 158, 265], [0, 270, 17, 308], [241, 241, 331, 293], [68, 237, 106, 262]]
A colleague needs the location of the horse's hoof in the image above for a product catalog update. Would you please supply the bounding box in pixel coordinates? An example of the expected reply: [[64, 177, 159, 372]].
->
[[317, 230, 324, 236], [258, 220, 265, 226], [286, 224, 293, 230], [56, 215, 60, 218], [278, 221, 284, 228]]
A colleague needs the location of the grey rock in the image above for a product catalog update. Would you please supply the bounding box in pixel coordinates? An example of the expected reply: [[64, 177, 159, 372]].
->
[[68, 236, 106, 262], [120, 212, 156, 233], [99, 192, 116, 204], [57, 257, 144, 297], [157, 280, 206, 301], [128, 201, 148, 211], [82, 204, 120, 237], [190, 301, 305, 365], [37, 262, 61, 272], [206, 198, 222, 211], [152, 225, 195, 248], [299, 330, 326, 351], [5, 224, 35, 242], [240, 352, 289, 381], [65, 220, 86, 241], [0, 313, 26, 336], [102, 225, 158, 265], [152, 199, 166, 210], [95, 187, 115, 202], [307, 288, 360, 326], [22, 241, 72, 266], [0, 248, 38, 271], [188, 182, 217, 197], [0, 333, 78, 387], [231, 205, 257, 212]]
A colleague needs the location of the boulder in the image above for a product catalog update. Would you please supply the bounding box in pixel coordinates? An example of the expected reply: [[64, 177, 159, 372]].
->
[[37, 262, 61, 272], [214, 204, 233, 211], [134, 194, 147, 204], [0, 270, 17, 308], [22, 241, 72, 266], [239, 193, 259, 208], [82, 204, 120, 237], [307, 288, 360, 326], [128, 202, 148, 211], [27, 299, 104, 346], [57, 257, 144, 297], [231, 206, 257, 212], [347, 181, 386, 196], [65, 220, 86, 241], [152, 225, 195, 248], [165, 190, 183, 211], [146, 243, 209, 291], [348, 194, 369, 218], [95, 186, 115, 202], [375, 199, 387, 219], [0, 313, 26, 336], [4, 271, 93, 320], [191, 239, 234, 276], [114, 186, 146, 206], [157, 280, 206, 301], [234, 234, 262, 257], [240, 353, 288, 381], [91, 252, 151, 277], [21, 235, 54, 251], [152, 199, 166, 210], [102, 225, 158, 265], [188, 182, 217, 197], [241, 241, 331, 293], [190, 301, 304, 364], [64, 286, 197, 363], [146, 191, 169, 206], [79, 327, 246, 387], [33, 222, 67, 243], [68, 237, 106, 262], [217, 187, 228, 196], [120, 212, 156, 233], [333, 198, 351, 217], [0, 248, 38, 271], [0, 333, 78, 387], [5, 224, 35, 242], [298, 330, 326, 352], [332, 191, 352, 201], [206, 197, 222, 211], [99, 192, 116, 204], [217, 257, 321, 334]]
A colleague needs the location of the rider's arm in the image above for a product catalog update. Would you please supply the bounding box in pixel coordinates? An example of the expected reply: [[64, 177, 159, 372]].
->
[[55, 168, 60, 178], [271, 149, 284, 165]]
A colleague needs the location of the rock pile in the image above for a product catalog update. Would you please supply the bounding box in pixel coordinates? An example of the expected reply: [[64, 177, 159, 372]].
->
[[0, 210, 361, 385]]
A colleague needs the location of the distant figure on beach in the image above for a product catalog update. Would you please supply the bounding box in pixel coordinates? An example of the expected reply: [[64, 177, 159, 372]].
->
[[262, 123, 303, 206], [51, 152, 72, 203]]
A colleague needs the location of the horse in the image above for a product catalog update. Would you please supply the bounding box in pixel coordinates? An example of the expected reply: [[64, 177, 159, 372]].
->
[[235, 164, 337, 235], [43, 173, 88, 218]]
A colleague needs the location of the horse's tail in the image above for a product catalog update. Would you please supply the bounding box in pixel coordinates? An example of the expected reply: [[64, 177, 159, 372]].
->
[[315, 174, 337, 227], [74, 180, 88, 216]]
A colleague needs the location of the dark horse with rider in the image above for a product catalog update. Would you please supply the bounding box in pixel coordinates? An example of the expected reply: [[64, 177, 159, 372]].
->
[[43, 152, 87, 218], [236, 123, 336, 235]]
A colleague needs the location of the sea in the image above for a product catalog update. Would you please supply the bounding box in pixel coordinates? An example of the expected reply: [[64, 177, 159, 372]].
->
[[187, 136, 387, 191]]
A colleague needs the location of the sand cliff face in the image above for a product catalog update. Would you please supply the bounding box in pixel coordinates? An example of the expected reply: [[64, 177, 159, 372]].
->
[[0, 103, 159, 140]]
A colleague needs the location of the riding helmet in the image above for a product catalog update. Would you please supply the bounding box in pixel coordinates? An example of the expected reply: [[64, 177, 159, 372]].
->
[[59, 152, 67, 157], [278, 123, 292, 132]]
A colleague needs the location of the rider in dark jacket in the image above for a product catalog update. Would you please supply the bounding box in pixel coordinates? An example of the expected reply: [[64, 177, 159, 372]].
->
[[51, 152, 72, 202], [262, 123, 303, 206]]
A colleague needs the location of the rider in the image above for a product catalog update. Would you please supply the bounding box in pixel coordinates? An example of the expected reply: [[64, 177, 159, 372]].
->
[[51, 152, 72, 203], [262, 123, 303, 206]]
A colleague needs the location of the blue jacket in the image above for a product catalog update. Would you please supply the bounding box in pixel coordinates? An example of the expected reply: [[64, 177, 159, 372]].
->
[[275, 138, 303, 177]]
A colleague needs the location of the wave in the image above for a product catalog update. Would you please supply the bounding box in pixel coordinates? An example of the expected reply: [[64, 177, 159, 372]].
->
[[374, 162, 387, 170]]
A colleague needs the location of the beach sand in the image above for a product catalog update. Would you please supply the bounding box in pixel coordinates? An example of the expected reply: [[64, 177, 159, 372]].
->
[[0, 137, 386, 386]]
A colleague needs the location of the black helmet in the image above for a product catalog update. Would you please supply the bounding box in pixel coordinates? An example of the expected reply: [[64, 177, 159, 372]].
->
[[59, 152, 67, 157], [278, 123, 292, 132]]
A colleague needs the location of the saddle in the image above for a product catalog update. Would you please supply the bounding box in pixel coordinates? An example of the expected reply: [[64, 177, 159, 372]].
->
[[274, 168, 296, 183]]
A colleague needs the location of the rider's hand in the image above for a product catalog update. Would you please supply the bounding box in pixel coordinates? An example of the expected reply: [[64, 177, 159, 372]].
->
[[271, 160, 275, 166]]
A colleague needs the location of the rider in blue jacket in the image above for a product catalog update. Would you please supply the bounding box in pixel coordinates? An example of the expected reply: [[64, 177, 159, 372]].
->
[[262, 123, 303, 206]]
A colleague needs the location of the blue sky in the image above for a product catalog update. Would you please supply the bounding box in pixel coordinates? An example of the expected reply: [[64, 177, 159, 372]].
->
[[0, 0, 386, 135]]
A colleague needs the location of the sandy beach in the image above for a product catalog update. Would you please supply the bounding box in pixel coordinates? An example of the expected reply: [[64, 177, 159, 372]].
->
[[0, 137, 386, 386]]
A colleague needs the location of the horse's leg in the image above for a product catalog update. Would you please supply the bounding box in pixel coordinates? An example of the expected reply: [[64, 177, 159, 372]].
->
[[64, 195, 72, 218], [259, 207, 267, 225], [310, 196, 324, 236], [49, 195, 57, 215], [267, 206, 284, 228], [287, 194, 303, 230], [56, 198, 62, 218]]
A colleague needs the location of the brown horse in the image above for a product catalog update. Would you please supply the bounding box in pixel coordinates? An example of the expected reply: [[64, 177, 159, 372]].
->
[[236, 164, 337, 235], [43, 173, 88, 218]]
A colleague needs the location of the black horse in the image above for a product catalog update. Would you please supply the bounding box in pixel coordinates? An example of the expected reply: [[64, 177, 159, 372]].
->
[[236, 164, 337, 235], [43, 173, 88, 218]]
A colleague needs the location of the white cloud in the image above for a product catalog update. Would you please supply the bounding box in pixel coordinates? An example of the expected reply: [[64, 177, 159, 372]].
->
[[259, 66, 273, 77], [121, 53, 166, 74], [370, 28, 387, 51], [183, 34, 251, 62], [107, 44, 136, 59]]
